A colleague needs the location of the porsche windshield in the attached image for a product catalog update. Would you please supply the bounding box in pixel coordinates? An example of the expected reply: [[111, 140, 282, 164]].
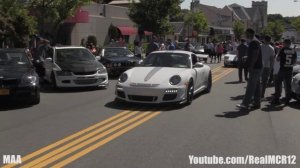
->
[[143, 53, 191, 68], [0, 51, 31, 66], [103, 48, 133, 57], [55, 48, 95, 63]]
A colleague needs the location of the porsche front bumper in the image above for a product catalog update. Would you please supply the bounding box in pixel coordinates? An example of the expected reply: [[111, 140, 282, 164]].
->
[[115, 84, 188, 104]]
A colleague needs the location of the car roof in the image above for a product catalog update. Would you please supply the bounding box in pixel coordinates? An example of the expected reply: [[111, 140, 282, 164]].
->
[[52, 46, 86, 49]]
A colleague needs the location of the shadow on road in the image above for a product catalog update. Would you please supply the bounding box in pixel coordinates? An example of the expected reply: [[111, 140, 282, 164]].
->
[[105, 100, 186, 112], [225, 81, 245, 84], [40, 84, 105, 94], [0, 101, 33, 111], [215, 110, 250, 118], [230, 95, 244, 101]]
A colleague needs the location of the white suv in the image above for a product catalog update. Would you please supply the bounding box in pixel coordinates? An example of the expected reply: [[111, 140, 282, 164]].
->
[[43, 46, 108, 88]]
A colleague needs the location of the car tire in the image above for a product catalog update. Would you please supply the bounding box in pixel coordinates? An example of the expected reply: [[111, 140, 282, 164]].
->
[[204, 71, 212, 93], [29, 89, 40, 105], [186, 80, 194, 105]]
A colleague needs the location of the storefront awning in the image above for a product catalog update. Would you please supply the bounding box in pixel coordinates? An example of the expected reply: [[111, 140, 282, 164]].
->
[[65, 9, 89, 23], [117, 26, 137, 35]]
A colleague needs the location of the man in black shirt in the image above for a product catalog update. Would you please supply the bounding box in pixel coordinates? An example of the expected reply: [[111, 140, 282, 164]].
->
[[237, 39, 248, 82], [272, 39, 297, 105], [236, 28, 263, 110]]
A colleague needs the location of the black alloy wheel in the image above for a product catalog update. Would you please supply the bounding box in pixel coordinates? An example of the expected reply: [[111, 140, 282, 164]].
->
[[186, 81, 194, 105]]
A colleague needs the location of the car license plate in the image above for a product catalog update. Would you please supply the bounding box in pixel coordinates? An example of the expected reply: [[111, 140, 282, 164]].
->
[[0, 89, 10, 95]]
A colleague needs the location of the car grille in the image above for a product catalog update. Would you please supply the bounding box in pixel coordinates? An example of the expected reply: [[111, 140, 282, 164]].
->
[[73, 71, 97, 75], [128, 95, 158, 102], [0, 78, 19, 88], [163, 94, 177, 101], [73, 79, 98, 85]]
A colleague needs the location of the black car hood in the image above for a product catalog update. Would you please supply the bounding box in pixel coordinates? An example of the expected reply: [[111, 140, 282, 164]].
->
[[0, 66, 33, 79], [101, 56, 140, 63], [56, 60, 103, 72]]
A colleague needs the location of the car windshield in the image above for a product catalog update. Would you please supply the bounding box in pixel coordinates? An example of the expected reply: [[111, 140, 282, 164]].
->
[[143, 53, 191, 68], [0, 51, 30, 66], [55, 48, 95, 63], [103, 48, 133, 57]]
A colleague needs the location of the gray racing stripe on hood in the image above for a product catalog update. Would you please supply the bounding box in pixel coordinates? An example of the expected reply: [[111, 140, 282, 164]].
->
[[144, 67, 163, 82]]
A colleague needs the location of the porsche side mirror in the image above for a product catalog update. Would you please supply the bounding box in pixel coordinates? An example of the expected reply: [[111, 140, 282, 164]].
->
[[193, 62, 204, 68]]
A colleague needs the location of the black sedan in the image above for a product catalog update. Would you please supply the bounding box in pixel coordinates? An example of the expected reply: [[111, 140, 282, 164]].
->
[[0, 48, 40, 105], [99, 47, 142, 76]]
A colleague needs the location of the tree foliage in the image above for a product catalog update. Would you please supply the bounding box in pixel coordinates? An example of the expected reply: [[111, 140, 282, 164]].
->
[[262, 20, 284, 41], [184, 11, 208, 34], [233, 20, 245, 40], [0, 0, 37, 47], [30, 0, 91, 37], [292, 16, 300, 32], [128, 0, 183, 36]]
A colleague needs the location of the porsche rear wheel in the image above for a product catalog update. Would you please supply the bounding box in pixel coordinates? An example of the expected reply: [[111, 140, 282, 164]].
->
[[186, 81, 194, 105]]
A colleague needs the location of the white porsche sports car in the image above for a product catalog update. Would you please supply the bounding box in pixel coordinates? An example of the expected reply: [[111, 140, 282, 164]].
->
[[115, 50, 212, 105]]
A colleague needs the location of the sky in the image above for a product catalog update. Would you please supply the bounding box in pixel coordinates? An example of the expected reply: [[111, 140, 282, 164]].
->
[[181, 0, 300, 17]]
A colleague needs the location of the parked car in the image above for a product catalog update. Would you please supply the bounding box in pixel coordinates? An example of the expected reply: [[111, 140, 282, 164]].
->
[[224, 51, 238, 67], [115, 50, 212, 105], [0, 48, 40, 105], [177, 42, 208, 63], [43, 46, 108, 88], [100, 47, 142, 76], [292, 65, 300, 101]]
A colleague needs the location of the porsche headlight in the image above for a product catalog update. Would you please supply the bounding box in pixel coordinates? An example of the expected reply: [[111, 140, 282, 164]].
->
[[119, 73, 128, 83], [169, 75, 181, 85], [56, 71, 72, 76], [20, 74, 38, 86]]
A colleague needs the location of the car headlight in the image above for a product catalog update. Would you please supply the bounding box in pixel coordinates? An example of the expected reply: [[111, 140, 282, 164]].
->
[[56, 71, 72, 76], [169, 75, 181, 85], [20, 74, 38, 86], [97, 68, 107, 74], [119, 73, 128, 83]]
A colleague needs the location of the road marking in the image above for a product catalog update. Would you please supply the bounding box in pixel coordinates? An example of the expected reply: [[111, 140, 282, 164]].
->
[[212, 69, 235, 83], [26, 111, 160, 168], [212, 68, 233, 79], [52, 112, 161, 168], [2, 109, 138, 168], [2, 66, 234, 168], [211, 65, 223, 73], [21, 111, 141, 168]]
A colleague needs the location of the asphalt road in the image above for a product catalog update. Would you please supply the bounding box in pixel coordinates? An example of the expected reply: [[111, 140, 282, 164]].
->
[[0, 61, 299, 168]]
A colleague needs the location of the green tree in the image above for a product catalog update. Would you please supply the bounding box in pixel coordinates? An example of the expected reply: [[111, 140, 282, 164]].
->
[[128, 0, 183, 36], [30, 0, 91, 41], [233, 21, 245, 40], [0, 0, 37, 47], [262, 20, 285, 41], [184, 11, 208, 35], [292, 16, 300, 32]]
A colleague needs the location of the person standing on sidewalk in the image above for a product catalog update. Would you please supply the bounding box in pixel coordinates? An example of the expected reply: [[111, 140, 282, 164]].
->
[[236, 28, 263, 110], [271, 39, 297, 105], [237, 39, 248, 82], [261, 35, 275, 99]]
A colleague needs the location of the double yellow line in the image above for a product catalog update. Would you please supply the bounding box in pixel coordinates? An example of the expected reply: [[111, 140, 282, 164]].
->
[[3, 109, 161, 168], [3, 65, 235, 168], [212, 66, 235, 83]]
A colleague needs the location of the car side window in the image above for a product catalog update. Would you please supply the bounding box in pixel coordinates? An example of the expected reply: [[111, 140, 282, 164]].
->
[[191, 54, 197, 65]]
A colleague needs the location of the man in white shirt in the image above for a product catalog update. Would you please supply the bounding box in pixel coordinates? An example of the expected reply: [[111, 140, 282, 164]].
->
[[261, 35, 275, 99]]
